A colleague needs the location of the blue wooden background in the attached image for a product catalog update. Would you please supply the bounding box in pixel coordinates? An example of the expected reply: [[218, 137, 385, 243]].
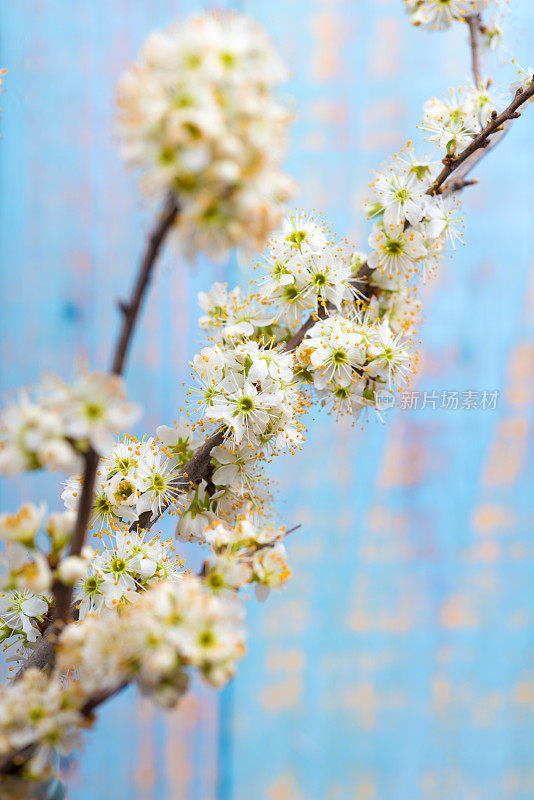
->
[[1, 1, 533, 798]]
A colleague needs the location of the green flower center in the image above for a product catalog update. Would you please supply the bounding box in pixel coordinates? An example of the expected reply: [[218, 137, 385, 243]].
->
[[116, 457, 135, 472], [207, 572, 224, 591], [84, 402, 104, 421], [332, 349, 348, 365], [283, 284, 299, 302], [110, 557, 126, 574], [385, 239, 403, 255], [312, 272, 327, 287], [199, 629, 215, 647], [237, 396, 254, 414], [85, 576, 101, 594], [159, 147, 176, 165], [220, 51, 236, 67], [115, 479, 135, 502], [152, 473, 166, 492], [95, 494, 114, 516], [287, 230, 306, 245]]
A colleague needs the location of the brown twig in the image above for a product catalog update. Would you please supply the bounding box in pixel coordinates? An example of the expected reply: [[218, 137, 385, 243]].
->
[[53, 448, 99, 628], [467, 14, 483, 88], [111, 192, 179, 375]]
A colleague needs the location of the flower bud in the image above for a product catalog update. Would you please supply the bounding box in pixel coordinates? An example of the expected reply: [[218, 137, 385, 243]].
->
[[56, 556, 88, 586]]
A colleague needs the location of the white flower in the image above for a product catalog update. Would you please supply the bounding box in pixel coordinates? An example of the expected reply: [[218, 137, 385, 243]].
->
[[366, 322, 412, 388], [253, 542, 290, 597], [63, 435, 184, 527], [0, 392, 77, 475], [46, 510, 76, 552], [408, 0, 479, 31], [198, 283, 273, 343], [374, 169, 430, 227], [367, 221, 426, 277], [1, 545, 53, 595], [77, 528, 183, 615], [261, 214, 353, 322], [269, 213, 328, 260], [510, 64, 534, 101], [0, 372, 141, 475], [299, 316, 366, 391], [205, 377, 276, 445], [175, 480, 217, 542], [211, 444, 258, 493], [482, 17, 504, 51], [0, 503, 46, 547], [0, 669, 85, 778], [135, 440, 184, 519], [0, 590, 49, 643], [424, 195, 464, 249], [59, 372, 141, 455], [205, 554, 253, 593], [56, 556, 89, 586], [421, 92, 480, 153]]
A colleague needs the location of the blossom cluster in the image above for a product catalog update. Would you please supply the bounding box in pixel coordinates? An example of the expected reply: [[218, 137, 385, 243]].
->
[[402, 1, 506, 53], [0, 575, 246, 789], [194, 212, 417, 426], [0, 504, 77, 647], [365, 149, 464, 280], [61, 428, 193, 528], [116, 13, 295, 260], [203, 517, 291, 601], [1, 2, 532, 791], [0, 372, 140, 476], [75, 528, 184, 616], [421, 86, 496, 154], [0, 668, 88, 788], [60, 576, 246, 701]]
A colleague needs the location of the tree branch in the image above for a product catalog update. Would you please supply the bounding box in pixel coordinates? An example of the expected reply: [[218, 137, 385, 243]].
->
[[467, 14, 483, 88], [111, 192, 179, 376], [52, 448, 99, 628]]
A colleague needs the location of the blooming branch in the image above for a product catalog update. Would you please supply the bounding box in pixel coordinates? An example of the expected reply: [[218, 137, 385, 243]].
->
[[0, 3, 533, 794]]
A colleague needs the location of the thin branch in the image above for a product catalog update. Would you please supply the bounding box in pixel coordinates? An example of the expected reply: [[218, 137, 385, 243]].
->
[[111, 192, 179, 375], [467, 14, 483, 88], [53, 448, 99, 628], [439, 123, 509, 196]]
